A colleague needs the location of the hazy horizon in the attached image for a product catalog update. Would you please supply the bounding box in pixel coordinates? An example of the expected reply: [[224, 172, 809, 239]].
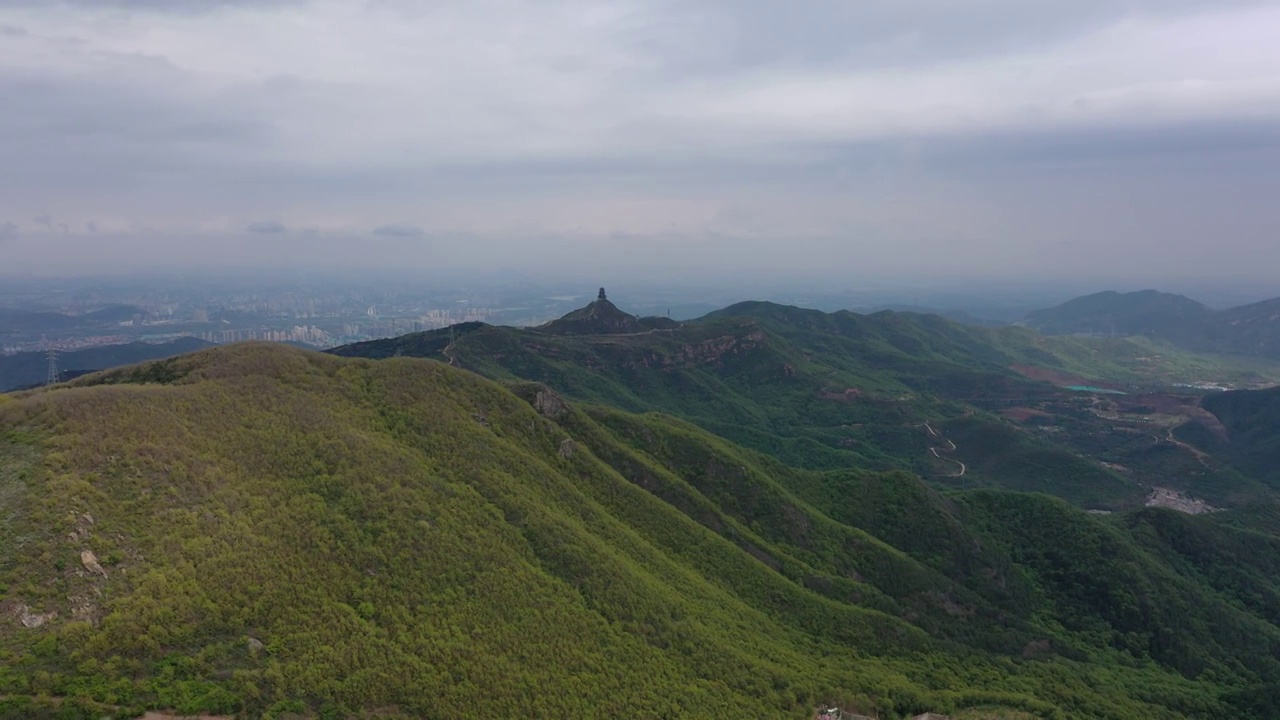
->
[[3, 0, 1279, 283], [2, 268, 1278, 317]]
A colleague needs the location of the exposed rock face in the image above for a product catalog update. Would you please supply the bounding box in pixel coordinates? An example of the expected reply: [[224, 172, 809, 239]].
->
[[558, 439, 577, 459], [818, 387, 863, 401], [81, 549, 107, 577], [534, 388, 569, 419], [70, 592, 100, 625], [12, 603, 58, 628], [68, 511, 95, 542]]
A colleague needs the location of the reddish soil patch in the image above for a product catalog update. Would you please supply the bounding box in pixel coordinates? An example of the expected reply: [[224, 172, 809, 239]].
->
[[1116, 393, 1230, 441], [818, 387, 862, 401], [1115, 393, 1194, 414], [1001, 407, 1051, 422]]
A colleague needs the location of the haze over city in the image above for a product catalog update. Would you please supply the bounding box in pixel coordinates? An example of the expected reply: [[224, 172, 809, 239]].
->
[[1, 0, 1278, 285]]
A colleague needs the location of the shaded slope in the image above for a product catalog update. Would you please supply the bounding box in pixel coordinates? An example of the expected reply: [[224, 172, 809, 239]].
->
[[1025, 290, 1280, 359], [0, 305, 142, 337], [1208, 297, 1280, 362], [0, 337, 213, 392], [1022, 291, 1210, 338], [1196, 385, 1280, 484]]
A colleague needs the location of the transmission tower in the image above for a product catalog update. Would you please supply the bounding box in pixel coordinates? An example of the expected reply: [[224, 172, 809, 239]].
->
[[46, 348, 60, 386]]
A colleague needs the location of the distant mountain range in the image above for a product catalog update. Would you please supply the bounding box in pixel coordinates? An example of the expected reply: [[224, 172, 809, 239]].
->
[[0, 337, 212, 392], [0, 304, 141, 337], [1022, 290, 1280, 358]]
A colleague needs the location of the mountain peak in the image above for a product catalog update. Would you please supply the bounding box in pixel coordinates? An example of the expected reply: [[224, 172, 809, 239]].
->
[[535, 289, 678, 335], [1022, 289, 1210, 337]]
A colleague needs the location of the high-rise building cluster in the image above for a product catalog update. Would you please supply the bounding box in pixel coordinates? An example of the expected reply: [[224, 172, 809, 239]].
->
[[198, 325, 331, 345]]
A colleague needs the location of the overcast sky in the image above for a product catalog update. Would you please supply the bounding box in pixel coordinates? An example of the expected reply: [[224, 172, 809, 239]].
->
[[1, 0, 1278, 285]]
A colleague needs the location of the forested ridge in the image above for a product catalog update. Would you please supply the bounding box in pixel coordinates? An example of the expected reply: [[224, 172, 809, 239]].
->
[[3, 344, 1280, 718], [333, 301, 1280, 508]]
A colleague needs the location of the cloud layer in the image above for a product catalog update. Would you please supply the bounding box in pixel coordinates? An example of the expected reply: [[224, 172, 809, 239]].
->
[[1, 0, 1278, 281]]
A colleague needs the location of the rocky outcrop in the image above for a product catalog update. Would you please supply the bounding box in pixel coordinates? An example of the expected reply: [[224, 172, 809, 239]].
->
[[8, 602, 57, 628], [534, 388, 570, 419], [81, 549, 107, 577]]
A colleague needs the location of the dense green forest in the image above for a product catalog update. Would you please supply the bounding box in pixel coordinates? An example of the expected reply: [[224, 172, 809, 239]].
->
[[4, 344, 1280, 719]]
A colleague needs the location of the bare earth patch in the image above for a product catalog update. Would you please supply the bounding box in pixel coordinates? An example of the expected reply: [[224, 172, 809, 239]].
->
[[1146, 487, 1218, 514], [1000, 406, 1051, 422]]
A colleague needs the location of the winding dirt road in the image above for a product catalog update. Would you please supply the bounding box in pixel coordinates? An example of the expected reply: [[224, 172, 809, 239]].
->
[[922, 422, 966, 478]]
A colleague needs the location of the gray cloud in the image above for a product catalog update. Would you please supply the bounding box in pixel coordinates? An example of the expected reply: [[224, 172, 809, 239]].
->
[[372, 224, 426, 238], [0, 0, 297, 10], [0, 220, 15, 242], [246, 220, 289, 234], [0, 0, 1277, 282]]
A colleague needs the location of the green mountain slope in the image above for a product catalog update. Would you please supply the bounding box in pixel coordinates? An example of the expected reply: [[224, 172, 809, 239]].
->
[[6, 346, 1280, 718], [333, 300, 1280, 508]]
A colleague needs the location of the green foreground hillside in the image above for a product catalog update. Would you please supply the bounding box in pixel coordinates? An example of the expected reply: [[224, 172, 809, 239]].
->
[[4, 345, 1280, 718]]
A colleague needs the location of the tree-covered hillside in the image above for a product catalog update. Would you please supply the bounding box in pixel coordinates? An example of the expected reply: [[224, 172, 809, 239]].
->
[[4, 345, 1280, 718], [333, 300, 1280, 508]]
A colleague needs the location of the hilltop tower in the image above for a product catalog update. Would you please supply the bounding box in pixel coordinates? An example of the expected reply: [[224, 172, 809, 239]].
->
[[533, 288, 679, 335], [46, 348, 60, 386]]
